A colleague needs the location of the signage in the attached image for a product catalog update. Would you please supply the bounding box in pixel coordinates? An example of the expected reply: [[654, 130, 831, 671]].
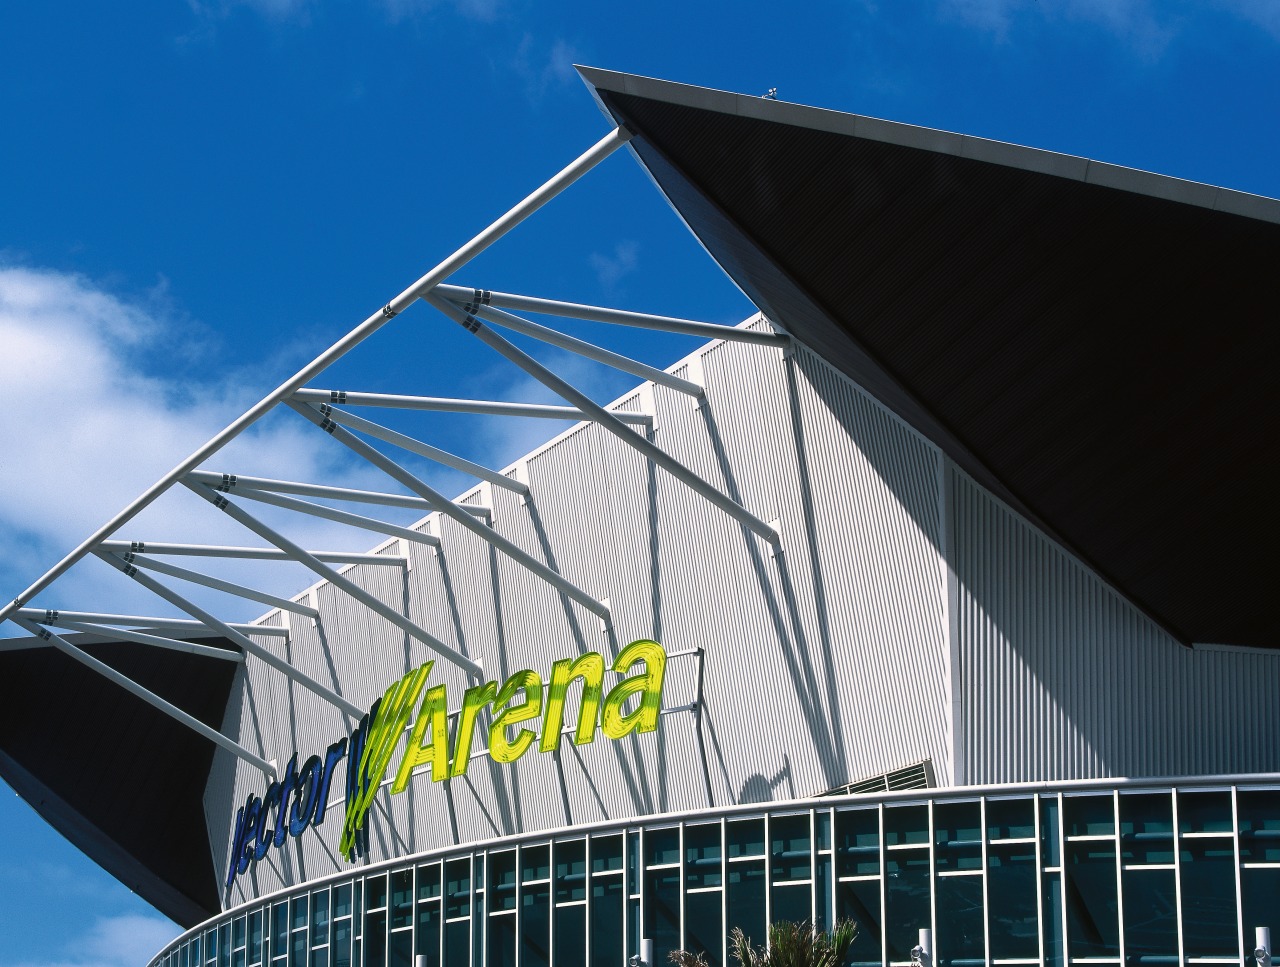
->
[[226, 639, 666, 888]]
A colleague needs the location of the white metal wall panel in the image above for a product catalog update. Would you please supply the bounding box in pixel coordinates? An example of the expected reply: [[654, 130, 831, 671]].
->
[[208, 320, 976, 909], [949, 465, 1280, 785]]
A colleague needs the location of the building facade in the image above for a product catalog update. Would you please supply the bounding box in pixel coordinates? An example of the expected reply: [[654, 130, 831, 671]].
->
[[2, 69, 1277, 967]]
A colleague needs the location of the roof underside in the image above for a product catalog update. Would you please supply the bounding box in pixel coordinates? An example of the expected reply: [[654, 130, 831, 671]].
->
[[0, 636, 239, 926], [580, 67, 1280, 650]]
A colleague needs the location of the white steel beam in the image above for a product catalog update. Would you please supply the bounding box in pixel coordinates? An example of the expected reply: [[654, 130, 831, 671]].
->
[[0, 126, 631, 626], [425, 292, 781, 544], [315, 406, 529, 494], [186, 471, 491, 519], [98, 540, 406, 566], [12, 616, 277, 779], [93, 550, 367, 719], [288, 400, 611, 622], [119, 553, 320, 617], [17, 607, 291, 637], [447, 294, 704, 398], [231, 488, 441, 549], [290, 389, 652, 425], [182, 481, 485, 679], [432, 284, 788, 346], [45, 619, 245, 662]]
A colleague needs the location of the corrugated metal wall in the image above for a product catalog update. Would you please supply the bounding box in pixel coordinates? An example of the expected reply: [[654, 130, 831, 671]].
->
[[206, 315, 1279, 911], [209, 323, 955, 908], [949, 465, 1280, 785]]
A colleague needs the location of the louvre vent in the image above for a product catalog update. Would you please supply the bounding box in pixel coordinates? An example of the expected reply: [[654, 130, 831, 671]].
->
[[822, 759, 936, 796]]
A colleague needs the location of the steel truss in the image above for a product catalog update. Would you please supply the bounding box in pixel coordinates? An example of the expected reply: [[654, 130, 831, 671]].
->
[[1, 120, 789, 786]]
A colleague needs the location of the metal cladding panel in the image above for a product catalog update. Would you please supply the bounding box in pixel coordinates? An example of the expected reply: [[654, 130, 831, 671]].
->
[[949, 466, 1280, 785], [211, 320, 961, 909]]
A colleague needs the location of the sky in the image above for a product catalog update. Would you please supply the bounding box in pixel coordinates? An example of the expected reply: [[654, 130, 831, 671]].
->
[[1, 0, 1277, 964]]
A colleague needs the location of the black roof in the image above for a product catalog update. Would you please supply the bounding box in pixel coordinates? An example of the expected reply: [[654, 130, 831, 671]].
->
[[0, 634, 240, 926], [579, 67, 1280, 650]]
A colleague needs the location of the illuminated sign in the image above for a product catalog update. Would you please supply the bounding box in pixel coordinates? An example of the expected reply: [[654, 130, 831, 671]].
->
[[226, 639, 666, 888]]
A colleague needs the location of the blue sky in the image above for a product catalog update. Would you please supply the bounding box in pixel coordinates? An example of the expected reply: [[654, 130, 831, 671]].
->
[[1, 1, 1277, 964]]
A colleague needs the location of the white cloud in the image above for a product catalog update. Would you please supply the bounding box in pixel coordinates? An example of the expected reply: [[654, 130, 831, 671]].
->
[[9, 913, 179, 967], [588, 241, 640, 292], [509, 33, 583, 102], [0, 265, 453, 627]]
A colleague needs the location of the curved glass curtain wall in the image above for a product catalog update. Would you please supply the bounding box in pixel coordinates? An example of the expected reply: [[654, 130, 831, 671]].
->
[[150, 782, 1280, 967]]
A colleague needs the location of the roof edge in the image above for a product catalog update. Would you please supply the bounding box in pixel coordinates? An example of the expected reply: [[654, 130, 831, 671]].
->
[[575, 65, 1280, 226]]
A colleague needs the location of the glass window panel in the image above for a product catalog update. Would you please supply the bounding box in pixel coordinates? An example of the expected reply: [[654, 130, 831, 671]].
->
[[628, 833, 640, 895], [1041, 797, 1061, 867], [1064, 842, 1119, 957], [415, 901, 440, 962], [1122, 867, 1177, 961], [333, 920, 351, 967], [292, 896, 309, 933], [555, 903, 587, 967], [590, 875, 624, 967], [418, 864, 442, 901], [292, 929, 307, 967], [250, 912, 263, 966], [1180, 841, 1239, 956], [1242, 867, 1280, 957], [207, 927, 219, 965], [331, 885, 351, 921], [523, 845, 551, 881], [815, 854, 832, 935], [445, 860, 471, 919], [1178, 790, 1234, 834], [685, 889, 723, 967], [388, 930, 411, 967], [522, 883, 551, 967], [192, 934, 203, 967], [312, 890, 330, 947], [936, 801, 982, 872], [556, 839, 587, 903], [727, 819, 766, 859], [366, 874, 388, 912], [1239, 790, 1280, 862], [1043, 873, 1063, 967], [986, 797, 1034, 840], [726, 860, 766, 951], [835, 809, 880, 878], [593, 834, 624, 874], [936, 875, 984, 967], [1064, 795, 1114, 837], [771, 881, 811, 926], [885, 853, 930, 962], [272, 905, 287, 958], [391, 871, 413, 929], [1120, 792, 1174, 837], [643, 868, 680, 967], [817, 811, 831, 852], [771, 813, 812, 882], [686, 823, 723, 889], [310, 951, 327, 967], [364, 912, 386, 967], [444, 920, 469, 967], [487, 910, 515, 967], [491, 851, 518, 911], [987, 843, 1038, 960], [221, 925, 232, 967], [837, 878, 882, 967], [646, 828, 680, 866], [884, 805, 929, 847], [234, 918, 247, 951]]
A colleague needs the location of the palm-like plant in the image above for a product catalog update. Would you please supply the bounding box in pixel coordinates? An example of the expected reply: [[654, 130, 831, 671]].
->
[[727, 919, 858, 967]]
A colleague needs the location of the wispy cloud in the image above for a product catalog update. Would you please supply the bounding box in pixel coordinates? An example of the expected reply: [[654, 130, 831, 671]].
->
[[508, 34, 583, 102], [9, 912, 179, 967], [588, 241, 640, 293], [937, 0, 1278, 51], [0, 265, 433, 623]]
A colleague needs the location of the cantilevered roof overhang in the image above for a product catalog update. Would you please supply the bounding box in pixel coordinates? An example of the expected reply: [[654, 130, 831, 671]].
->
[[579, 66, 1280, 650]]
